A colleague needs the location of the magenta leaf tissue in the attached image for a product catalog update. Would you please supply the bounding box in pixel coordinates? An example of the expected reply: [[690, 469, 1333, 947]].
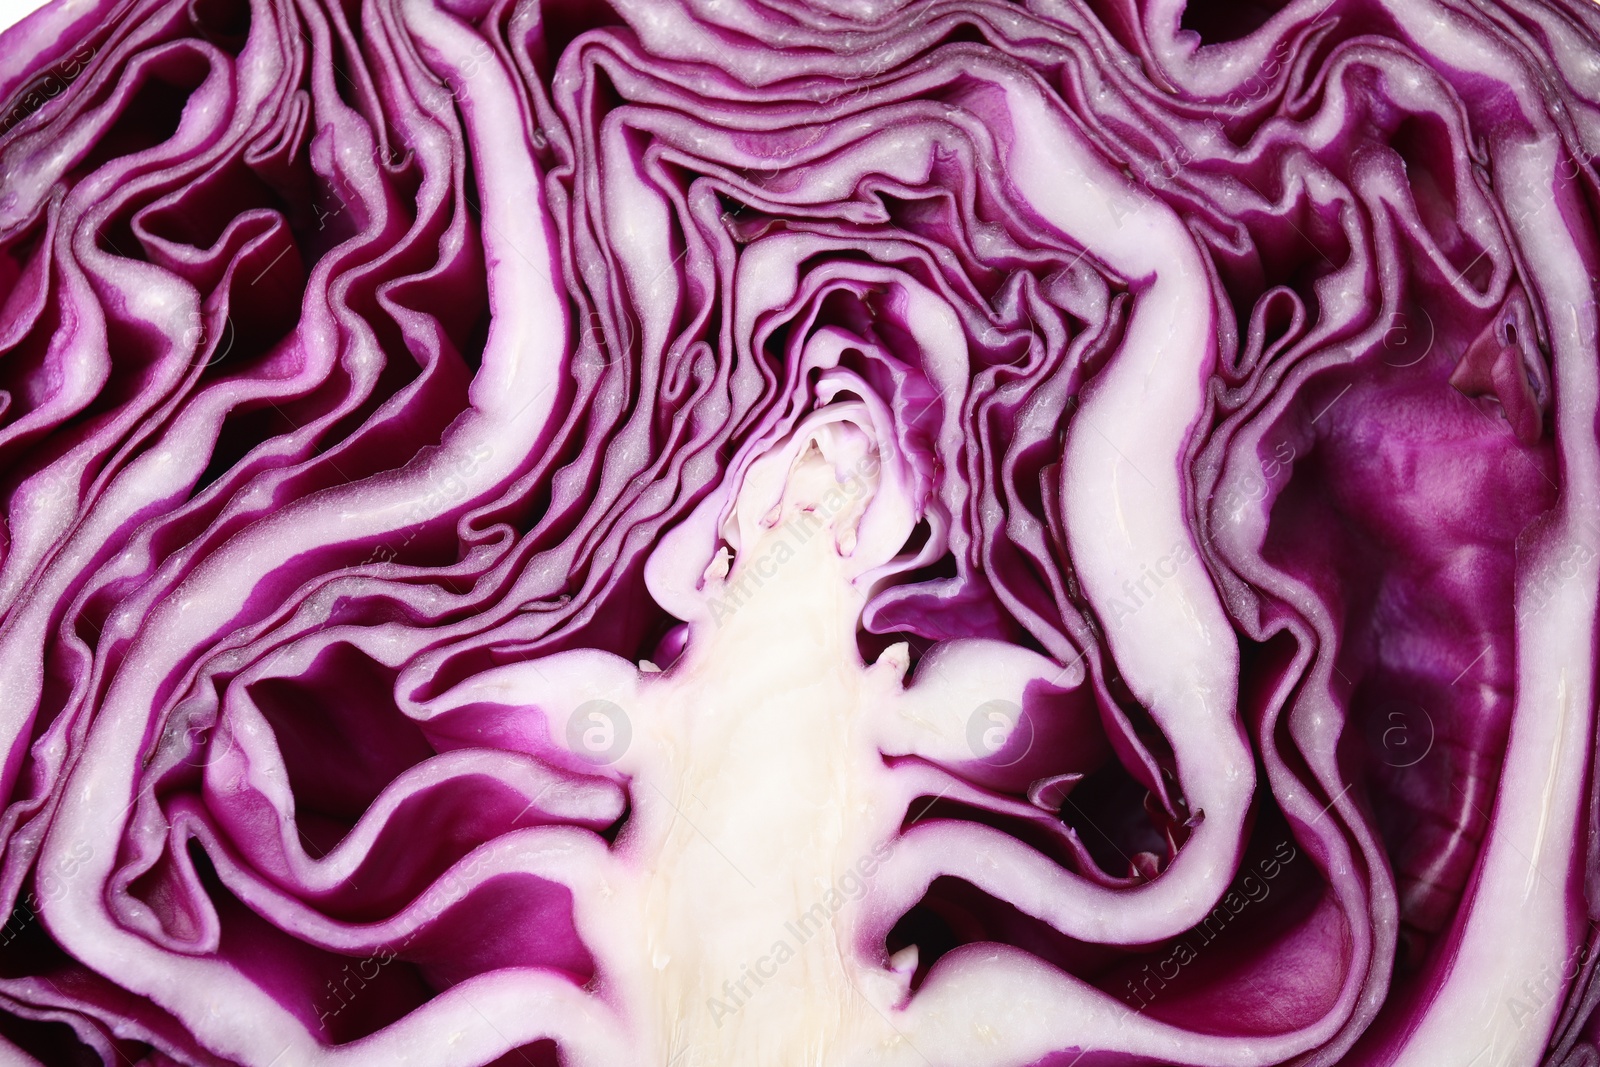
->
[[0, 0, 1596, 1063]]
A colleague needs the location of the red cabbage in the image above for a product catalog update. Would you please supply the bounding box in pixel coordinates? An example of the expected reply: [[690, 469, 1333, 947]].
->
[[0, 0, 1595, 1064]]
